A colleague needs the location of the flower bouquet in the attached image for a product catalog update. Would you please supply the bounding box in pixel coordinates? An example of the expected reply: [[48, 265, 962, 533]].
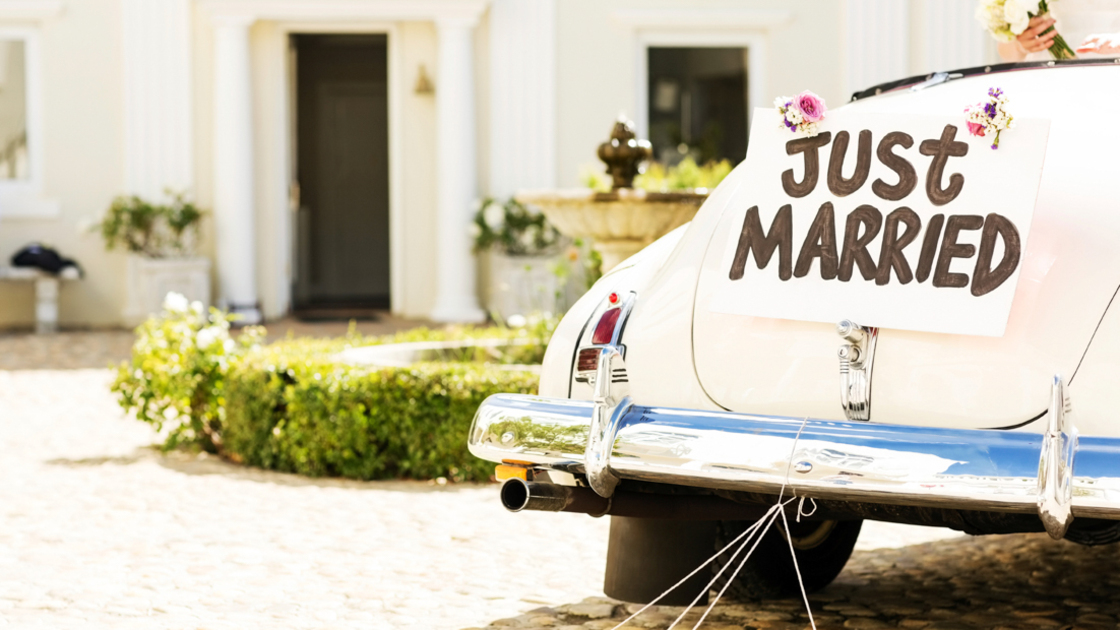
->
[[965, 88, 1016, 150], [774, 91, 827, 137], [976, 0, 1076, 60]]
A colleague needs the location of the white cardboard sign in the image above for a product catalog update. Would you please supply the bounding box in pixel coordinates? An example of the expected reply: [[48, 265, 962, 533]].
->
[[708, 108, 1050, 337]]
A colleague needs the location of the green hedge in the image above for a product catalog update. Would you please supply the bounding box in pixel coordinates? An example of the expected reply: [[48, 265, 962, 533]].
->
[[222, 347, 538, 482], [113, 300, 550, 482]]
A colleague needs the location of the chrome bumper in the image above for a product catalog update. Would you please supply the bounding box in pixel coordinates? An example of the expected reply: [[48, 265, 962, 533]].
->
[[467, 381, 1120, 537]]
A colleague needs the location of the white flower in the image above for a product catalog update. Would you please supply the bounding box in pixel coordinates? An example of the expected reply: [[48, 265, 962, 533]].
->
[[1003, 0, 1033, 35], [506, 314, 527, 327], [975, 0, 1019, 42], [773, 96, 788, 109], [163, 292, 189, 314], [518, 228, 537, 250], [196, 325, 223, 349], [482, 202, 505, 230], [469, 222, 482, 239]]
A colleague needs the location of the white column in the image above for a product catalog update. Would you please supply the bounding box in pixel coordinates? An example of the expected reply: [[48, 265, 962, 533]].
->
[[918, 0, 993, 75], [844, 0, 910, 99], [489, 0, 556, 197], [430, 18, 485, 323], [212, 18, 261, 324], [121, 0, 193, 200]]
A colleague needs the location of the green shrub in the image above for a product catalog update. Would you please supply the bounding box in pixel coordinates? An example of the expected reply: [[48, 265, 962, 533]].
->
[[223, 352, 538, 482], [113, 303, 553, 481], [111, 293, 265, 453], [96, 191, 205, 257], [634, 157, 733, 192]]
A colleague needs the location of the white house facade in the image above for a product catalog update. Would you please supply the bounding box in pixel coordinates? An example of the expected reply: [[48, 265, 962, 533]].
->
[[0, 0, 994, 328]]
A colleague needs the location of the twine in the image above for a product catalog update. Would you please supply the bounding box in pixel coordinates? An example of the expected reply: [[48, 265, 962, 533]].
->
[[608, 418, 817, 630]]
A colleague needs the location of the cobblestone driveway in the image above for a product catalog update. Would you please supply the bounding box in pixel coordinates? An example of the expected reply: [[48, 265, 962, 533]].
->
[[470, 532, 1120, 630], [2, 359, 1117, 629], [0, 369, 609, 629]]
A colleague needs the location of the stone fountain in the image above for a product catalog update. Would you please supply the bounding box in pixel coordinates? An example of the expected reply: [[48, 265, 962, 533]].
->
[[516, 118, 708, 272]]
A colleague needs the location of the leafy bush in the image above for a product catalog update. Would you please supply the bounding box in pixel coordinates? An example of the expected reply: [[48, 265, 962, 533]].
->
[[97, 191, 205, 257], [113, 300, 553, 481], [579, 157, 733, 193], [222, 351, 538, 482], [633, 157, 733, 192], [471, 197, 564, 256], [111, 293, 265, 452]]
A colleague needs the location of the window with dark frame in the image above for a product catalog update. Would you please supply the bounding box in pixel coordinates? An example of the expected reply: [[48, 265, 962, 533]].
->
[[647, 46, 749, 166]]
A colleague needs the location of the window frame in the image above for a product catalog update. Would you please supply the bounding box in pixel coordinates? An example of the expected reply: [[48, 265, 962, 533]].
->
[[0, 26, 58, 219], [634, 31, 768, 156]]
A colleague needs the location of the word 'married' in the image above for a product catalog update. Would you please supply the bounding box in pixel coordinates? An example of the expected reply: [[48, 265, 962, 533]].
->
[[729, 124, 1021, 298]]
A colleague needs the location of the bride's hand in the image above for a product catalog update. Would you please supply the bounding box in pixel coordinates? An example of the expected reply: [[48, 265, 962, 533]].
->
[[1077, 33, 1120, 55], [1016, 15, 1059, 54], [999, 15, 1058, 61]]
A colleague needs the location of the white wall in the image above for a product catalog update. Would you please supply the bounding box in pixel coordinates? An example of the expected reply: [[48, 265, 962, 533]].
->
[[554, 0, 845, 189], [0, 0, 125, 329], [398, 21, 440, 318]]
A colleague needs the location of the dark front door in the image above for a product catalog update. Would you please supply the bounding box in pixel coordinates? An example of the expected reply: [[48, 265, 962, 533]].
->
[[293, 34, 390, 310]]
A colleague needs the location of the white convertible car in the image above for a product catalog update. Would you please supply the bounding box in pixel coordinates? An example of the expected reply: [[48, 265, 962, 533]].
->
[[469, 60, 1120, 604]]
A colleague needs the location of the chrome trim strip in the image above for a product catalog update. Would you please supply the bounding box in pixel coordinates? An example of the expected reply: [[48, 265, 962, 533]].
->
[[468, 393, 1120, 520]]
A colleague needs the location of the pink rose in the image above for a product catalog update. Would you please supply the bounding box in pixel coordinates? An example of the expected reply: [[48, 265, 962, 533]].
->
[[797, 91, 826, 123], [967, 121, 986, 137]]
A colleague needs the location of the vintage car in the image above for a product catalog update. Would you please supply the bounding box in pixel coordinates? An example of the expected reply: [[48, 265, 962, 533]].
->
[[468, 60, 1120, 605]]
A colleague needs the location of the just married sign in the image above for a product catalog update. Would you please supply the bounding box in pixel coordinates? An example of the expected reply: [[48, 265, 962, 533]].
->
[[708, 108, 1050, 336]]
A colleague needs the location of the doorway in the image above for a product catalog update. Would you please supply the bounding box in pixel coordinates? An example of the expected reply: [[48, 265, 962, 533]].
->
[[292, 34, 391, 311]]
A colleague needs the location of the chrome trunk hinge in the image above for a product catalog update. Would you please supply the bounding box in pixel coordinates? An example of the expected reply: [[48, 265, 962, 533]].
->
[[1038, 374, 1077, 540], [837, 320, 877, 422]]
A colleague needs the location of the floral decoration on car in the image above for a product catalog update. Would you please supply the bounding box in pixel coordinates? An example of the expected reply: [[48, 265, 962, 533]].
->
[[774, 91, 827, 137], [964, 87, 1016, 150]]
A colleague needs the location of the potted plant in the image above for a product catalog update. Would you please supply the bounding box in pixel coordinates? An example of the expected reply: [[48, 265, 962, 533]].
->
[[96, 192, 211, 326], [472, 197, 590, 322]]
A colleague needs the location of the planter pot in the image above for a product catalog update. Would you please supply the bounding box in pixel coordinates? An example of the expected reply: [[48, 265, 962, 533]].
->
[[486, 250, 570, 322], [123, 255, 211, 325]]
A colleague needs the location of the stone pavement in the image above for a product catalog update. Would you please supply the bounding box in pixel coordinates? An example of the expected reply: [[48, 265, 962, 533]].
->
[[468, 531, 1120, 630], [0, 369, 610, 629], [1, 332, 1117, 629]]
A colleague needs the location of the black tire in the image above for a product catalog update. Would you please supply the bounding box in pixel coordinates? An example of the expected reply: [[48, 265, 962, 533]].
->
[[603, 516, 717, 605], [1065, 518, 1120, 546], [713, 518, 863, 600]]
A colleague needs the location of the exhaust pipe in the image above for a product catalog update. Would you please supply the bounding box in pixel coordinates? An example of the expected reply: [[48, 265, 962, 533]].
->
[[499, 478, 784, 520], [501, 477, 612, 515]]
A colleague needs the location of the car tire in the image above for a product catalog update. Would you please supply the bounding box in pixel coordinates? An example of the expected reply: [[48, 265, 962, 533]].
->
[[712, 517, 863, 600], [603, 516, 717, 606], [1065, 519, 1120, 546]]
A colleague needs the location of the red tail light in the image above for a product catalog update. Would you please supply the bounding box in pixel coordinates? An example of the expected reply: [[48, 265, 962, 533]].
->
[[577, 348, 598, 372], [592, 307, 621, 345]]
